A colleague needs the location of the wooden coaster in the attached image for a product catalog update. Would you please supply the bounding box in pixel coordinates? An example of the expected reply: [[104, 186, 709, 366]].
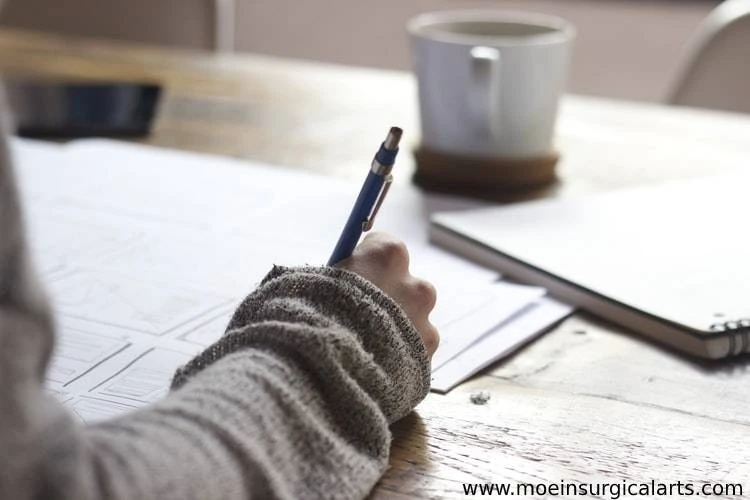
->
[[413, 147, 560, 198]]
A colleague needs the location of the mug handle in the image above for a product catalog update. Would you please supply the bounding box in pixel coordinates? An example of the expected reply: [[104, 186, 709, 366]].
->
[[469, 46, 501, 139]]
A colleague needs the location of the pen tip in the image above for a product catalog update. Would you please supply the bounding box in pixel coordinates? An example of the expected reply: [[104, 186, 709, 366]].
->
[[384, 127, 403, 150]]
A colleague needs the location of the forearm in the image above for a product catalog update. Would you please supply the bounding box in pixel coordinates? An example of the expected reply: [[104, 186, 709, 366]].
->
[[0, 87, 84, 499], [88, 348, 388, 499], [1, 266, 429, 500], [0, 76, 429, 496], [86, 266, 429, 499], [175, 265, 430, 424]]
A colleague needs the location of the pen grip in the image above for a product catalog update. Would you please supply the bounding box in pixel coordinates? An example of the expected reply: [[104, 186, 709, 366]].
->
[[327, 171, 386, 266]]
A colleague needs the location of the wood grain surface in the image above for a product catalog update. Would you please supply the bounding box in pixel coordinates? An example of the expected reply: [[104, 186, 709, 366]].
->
[[0, 28, 748, 499]]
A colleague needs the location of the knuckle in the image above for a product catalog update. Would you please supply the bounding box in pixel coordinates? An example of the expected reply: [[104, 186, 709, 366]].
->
[[374, 239, 409, 268], [423, 325, 440, 353], [411, 278, 437, 310]]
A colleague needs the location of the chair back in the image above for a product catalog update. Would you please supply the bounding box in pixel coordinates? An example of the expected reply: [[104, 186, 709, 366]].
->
[[669, 0, 750, 113], [0, 0, 234, 51]]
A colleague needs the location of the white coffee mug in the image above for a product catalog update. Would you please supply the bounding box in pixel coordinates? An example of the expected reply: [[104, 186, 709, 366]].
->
[[408, 10, 575, 160]]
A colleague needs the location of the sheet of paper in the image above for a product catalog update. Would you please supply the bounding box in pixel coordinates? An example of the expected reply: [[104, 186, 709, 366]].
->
[[47, 315, 209, 423], [430, 297, 574, 393], [430, 281, 545, 371], [15, 139, 498, 291], [12, 138, 565, 418]]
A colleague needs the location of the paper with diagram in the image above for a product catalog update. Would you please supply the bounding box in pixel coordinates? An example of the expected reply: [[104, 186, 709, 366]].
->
[[14, 138, 571, 421]]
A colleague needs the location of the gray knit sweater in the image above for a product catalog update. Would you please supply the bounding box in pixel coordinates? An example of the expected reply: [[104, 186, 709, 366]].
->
[[0, 98, 430, 498]]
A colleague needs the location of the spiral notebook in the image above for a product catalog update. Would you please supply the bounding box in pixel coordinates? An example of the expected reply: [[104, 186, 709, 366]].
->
[[430, 170, 750, 359]]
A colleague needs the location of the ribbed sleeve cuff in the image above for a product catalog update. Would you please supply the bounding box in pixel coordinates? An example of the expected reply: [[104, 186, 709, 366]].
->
[[171, 266, 431, 423]]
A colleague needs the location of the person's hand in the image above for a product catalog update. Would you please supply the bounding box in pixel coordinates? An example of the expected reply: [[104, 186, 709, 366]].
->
[[335, 232, 439, 359]]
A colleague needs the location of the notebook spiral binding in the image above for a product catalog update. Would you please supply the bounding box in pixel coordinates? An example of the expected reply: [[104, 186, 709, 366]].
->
[[710, 319, 750, 356], [709, 318, 750, 332]]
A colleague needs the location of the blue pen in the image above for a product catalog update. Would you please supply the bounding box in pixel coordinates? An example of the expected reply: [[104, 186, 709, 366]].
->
[[327, 127, 402, 266]]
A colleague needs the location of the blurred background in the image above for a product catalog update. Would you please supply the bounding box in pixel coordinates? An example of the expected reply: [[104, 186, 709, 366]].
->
[[0, 0, 741, 108]]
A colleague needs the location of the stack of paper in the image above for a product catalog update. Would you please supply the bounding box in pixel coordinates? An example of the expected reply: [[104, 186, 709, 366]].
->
[[430, 294, 572, 392], [13, 139, 572, 421]]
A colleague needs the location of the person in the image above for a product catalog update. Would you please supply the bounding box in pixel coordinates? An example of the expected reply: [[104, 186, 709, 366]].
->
[[0, 95, 439, 498]]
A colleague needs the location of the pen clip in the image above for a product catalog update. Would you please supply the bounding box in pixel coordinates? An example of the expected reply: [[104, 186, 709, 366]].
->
[[362, 174, 393, 232]]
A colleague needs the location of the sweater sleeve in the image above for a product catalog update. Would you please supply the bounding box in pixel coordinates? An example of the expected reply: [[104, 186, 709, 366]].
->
[[88, 266, 431, 500], [0, 102, 431, 499]]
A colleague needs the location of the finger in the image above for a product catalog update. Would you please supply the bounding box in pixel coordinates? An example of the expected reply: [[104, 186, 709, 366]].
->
[[418, 321, 440, 358], [358, 232, 410, 274], [407, 277, 437, 314]]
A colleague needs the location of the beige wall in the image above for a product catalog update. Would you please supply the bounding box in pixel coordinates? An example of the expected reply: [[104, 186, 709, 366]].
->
[[0, 0, 718, 102], [235, 0, 716, 102], [0, 0, 217, 50]]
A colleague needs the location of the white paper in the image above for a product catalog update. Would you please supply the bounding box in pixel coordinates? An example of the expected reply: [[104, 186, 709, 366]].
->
[[16, 138, 498, 287], [46, 328, 130, 389], [430, 281, 545, 371], [12, 138, 565, 418], [48, 316, 208, 423], [430, 297, 574, 393]]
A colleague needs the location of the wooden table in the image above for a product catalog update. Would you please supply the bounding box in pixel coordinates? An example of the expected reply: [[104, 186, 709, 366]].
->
[[1, 29, 748, 498]]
